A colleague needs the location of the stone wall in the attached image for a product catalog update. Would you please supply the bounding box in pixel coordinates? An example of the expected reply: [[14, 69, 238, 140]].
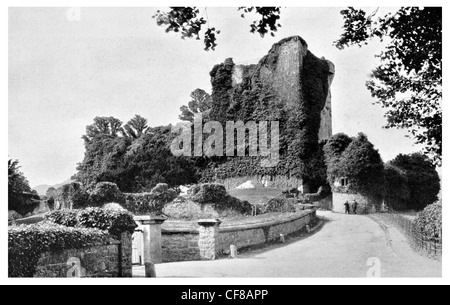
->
[[332, 192, 382, 214], [160, 209, 316, 263], [161, 231, 200, 263], [34, 233, 132, 278]]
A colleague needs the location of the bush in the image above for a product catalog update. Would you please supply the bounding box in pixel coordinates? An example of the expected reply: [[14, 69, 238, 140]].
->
[[414, 201, 442, 241], [262, 197, 298, 213], [46, 207, 137, 238], [8, 223, 111, 277], [123, 183, 178, 216], [189, 183, 228, 204], [89, 182, 126, 207]]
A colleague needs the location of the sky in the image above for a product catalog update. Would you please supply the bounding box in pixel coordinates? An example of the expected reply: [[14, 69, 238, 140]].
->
[[8, 7, 426, 187]]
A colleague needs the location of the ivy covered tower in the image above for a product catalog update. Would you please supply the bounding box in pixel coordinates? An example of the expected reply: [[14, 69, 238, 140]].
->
[[204, 36, 335, 193]]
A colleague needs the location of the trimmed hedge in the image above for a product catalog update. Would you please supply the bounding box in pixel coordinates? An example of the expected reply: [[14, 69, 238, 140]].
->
[[123, 183, 178, 216], [8, 223, 111, 277], [45, 207, 137, 238], [414, 201, 442, 241]]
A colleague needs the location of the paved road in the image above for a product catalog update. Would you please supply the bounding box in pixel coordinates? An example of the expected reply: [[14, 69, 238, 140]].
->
[[134, 211, 441, 278]]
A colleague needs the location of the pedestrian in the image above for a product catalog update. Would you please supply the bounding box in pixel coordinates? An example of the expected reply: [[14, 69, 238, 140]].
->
[[352, 200, 358, 214], [344, 201, 350, 214]]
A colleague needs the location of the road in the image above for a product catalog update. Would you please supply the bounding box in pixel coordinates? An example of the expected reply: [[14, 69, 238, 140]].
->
[[134, 211, 441, 277]]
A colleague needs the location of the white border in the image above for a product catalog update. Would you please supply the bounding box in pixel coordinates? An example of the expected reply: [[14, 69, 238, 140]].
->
[[2, 0, 448, 285]]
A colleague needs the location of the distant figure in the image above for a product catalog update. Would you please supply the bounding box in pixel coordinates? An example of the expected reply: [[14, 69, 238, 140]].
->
[[352, 200, 358, 214], [344, 201, 350, 214]]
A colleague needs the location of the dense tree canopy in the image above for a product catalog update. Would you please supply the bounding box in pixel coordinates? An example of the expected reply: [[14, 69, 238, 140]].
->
[[324, 133, 385, 198], [8, 159, 40, 215], [335, 7, 442, 165], [386, 152, 440, 211], [75, 116, 200, 192]]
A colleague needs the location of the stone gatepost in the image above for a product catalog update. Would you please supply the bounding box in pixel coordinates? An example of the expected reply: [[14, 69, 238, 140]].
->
[[197, 219, 221, 260], [134, 215, 167, 276]]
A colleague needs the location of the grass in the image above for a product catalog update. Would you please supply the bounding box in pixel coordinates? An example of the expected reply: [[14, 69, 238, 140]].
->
[[228, 188, 283, 206]]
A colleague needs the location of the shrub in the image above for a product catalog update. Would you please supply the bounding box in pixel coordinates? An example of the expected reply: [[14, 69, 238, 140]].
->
[[8, 223, 111, 277], [262, 197, 298, 213], [89, 182, 126, 207], [188, 183, 253, 214], [414, 200, 442, 241], [45, 207, 137, 238], [189, 183, 228, 204], [123, 183, 178, 216]]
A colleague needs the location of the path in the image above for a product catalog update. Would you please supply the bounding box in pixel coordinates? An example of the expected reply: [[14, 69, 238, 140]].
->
[[134, 211, 441, 277]]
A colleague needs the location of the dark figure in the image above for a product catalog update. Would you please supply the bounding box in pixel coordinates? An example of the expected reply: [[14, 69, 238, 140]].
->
[[344, 201, 350, 214], [352, 200, 358, 214]]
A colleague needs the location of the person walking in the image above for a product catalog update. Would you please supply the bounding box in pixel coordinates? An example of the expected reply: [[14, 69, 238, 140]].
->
[[352, 200, 358, 214], [344, 201, 350, 214]]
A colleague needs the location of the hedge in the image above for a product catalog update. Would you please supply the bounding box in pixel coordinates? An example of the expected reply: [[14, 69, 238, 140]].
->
[[45, 207, 137, 237], [414, 201, 442, 241], [8, 223, 111, 277], [123, 183, 178, 216]]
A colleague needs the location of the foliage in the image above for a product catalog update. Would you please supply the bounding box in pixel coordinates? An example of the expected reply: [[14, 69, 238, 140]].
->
[[179, 88, 212, 122], [8, 223, 111, 277], [89, 182, 126, 207], [45, 207, 137, 237], [335, 7, 442, 165], [261, 197, 297, 214], [388, 152, 440, 211], [45, 187, 57, 210], [324, 133, 385, 199], [188, 183, 253, 215], [123, 183, 178, 216], [384, 164, 410, 211], [75, 118, 200, 192], [8, 159, 40, 215], [121, 115, 149, 140], [55, 182, 90, 210], [201, 37, 330, 191], [152, 7, 281, 51], [414, 200, 442, 241]]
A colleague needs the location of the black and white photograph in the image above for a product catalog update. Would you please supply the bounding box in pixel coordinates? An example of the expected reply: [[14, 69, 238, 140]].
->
[[4, 1, 447, 287]]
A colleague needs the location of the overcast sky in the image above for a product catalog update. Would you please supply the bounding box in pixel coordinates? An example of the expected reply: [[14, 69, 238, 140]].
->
[[9, 7, 425, 187]]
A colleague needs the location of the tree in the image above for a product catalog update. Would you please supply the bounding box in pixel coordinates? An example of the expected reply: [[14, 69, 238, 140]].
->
[[179, 88, 212, 122], [324, 133, 385, 199], [8, 159, 40, 215], [335, 7, 442, 165], [82, 116, 123, 144], [121, 115, 149, 139], [388, 152, 440, 211], [152, 7, 281, 51]]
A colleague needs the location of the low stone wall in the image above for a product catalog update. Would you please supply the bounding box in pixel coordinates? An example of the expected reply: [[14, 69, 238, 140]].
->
[[161, 209, 317, 263], [34, 232, 132, 277]]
